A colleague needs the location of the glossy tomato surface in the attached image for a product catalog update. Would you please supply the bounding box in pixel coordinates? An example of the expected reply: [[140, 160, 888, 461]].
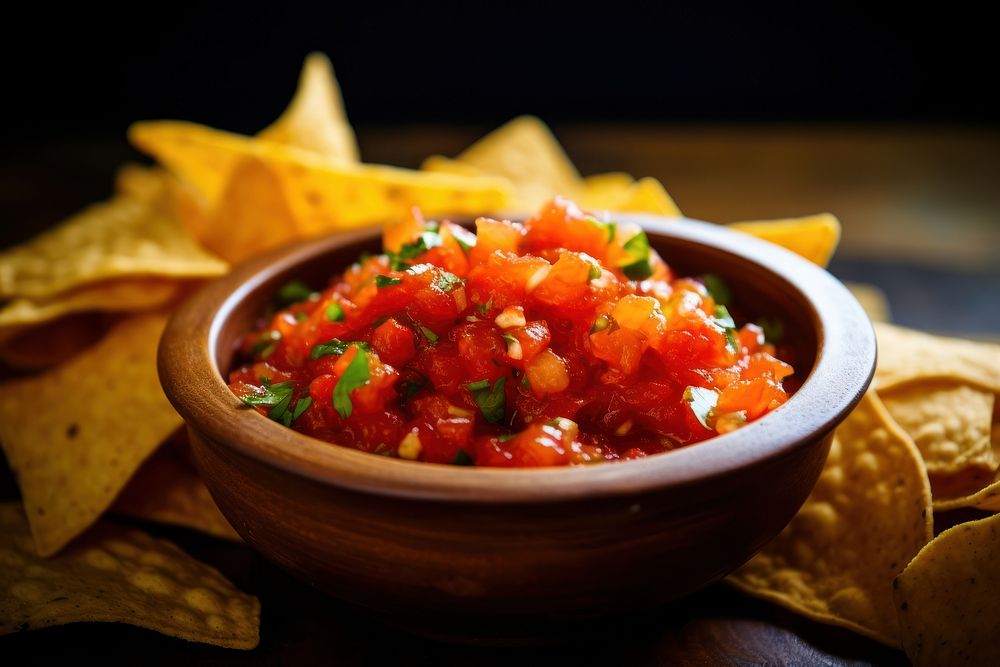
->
[[229, 198, 795, 467]]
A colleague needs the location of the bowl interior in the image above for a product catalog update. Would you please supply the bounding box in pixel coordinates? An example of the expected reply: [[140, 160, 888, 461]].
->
[[164, 215, 873, 503]]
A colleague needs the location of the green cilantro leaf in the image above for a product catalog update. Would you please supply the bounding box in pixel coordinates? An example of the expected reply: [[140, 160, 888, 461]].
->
[[291, 396, 312, 421], [389, 231, 443, 270], [375, 275, 402, 288], [619, 231, 654, 280], [477, 297, 493, 315], [757, 316, 785, 343], [452, 450, 474, 465], [241, 380, 295, 408], [683, 386, 719, 430], [277, 280, 314, 305], [333, 348, 370, 419], [433, 270, 463, 293], [451, 226, 478, 252], [713, 305, 738, 353], [466, 376, 506, 423], [701, 274, 732, 306], [325, 302, 345, 322], [310, 339, 370, 360], [420, 326, 439, 343], [249, 331, 281, 358]]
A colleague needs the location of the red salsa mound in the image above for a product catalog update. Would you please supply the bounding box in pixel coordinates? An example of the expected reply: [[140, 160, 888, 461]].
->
[[229, 197, 795, 467]]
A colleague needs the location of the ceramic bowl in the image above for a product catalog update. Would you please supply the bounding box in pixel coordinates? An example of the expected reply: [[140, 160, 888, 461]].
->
[[158, 214, 875, 640]]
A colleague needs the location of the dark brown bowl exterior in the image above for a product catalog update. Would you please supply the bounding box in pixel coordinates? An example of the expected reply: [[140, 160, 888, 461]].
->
[[159, 215, 875, 640]]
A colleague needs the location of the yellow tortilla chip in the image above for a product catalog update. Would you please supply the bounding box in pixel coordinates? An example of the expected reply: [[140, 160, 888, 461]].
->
[[0, 313, 182, 556], [0, 195, 227, 300], [0, 313, 109, 370], [0, 502, 258, 648], [113, 445, 240, 542], [614, 177, 682, 217], [875, 323, 1000, 394], [452, 116, 581, 211], [200, 157, 302, 263], [0, 279, 179, 332], [893, 512, 1000, 666], [420, 154, 490, 178], [729, 213, 842, 267], [129, 120, 512, 234], [574, 172, 635, 210], [881, 383, 997, 499], [934, 425, 1000, 512], [845, 282, 891, 322], [258, 52, 359, 163], [114, 163, 173, 204], [727, 392, 933, 646]]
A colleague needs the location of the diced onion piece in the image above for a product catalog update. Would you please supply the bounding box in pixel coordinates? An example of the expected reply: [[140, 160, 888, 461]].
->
[[495, 306, 526, 329], [506, 337, 523, 360], [398, 430, 423, 460], [452, 285, 468, 312], [525, 265, 551, 292]]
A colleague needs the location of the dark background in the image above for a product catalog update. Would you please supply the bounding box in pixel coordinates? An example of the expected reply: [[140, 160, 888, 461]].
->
[[3, 2, 997, 148]]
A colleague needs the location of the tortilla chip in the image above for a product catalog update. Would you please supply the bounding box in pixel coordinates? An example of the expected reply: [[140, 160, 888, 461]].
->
[[451, 116, 581, 211], [420, 154, 490, 178], [0, 195, 227, 300], [129, 121, 512, 233], [258, 52, 359, 163], [574, 172, 634, 210], [0, 313, 109, 370], [114, 163, 173, 204], [845, 282, 891, 322], [0, 502, 258, 648], [0, 313, 182, 556], [199, 157, 302, 264], [881, 383, 997, 499], [114, 445, 240, 542], [614, 177, 682, 217], [728, 213, 841, 267], [875, 323, 1000, 394], [934, 425, 1000, 512], [0, 279, 179, 332], [727, 392, 933, 646], [893, 512, 1000, 666]]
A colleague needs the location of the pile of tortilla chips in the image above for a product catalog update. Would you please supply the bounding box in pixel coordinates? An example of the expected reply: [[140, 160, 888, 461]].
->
[[728, 318, 1000, 662], [0, 52, 995, 660]]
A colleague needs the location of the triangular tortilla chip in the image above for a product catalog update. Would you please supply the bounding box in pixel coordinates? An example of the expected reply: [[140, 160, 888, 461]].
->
[[129, 120, 511, 233], [893, 512, 1000, 666], [0, 313, 182, 556], [727, 392, 933, 646], [875, 323, 1000, 394], [729, 213, 841, 267], [113, 445, 240, 542], [258, 52, 359, 162], [0, 279, 179, 332], [0, 195, 227, 300], [0, 503, 258, 648], [881, 382, 997, 498]]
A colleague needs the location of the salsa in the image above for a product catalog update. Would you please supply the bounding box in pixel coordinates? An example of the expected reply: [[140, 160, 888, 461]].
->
[[228, 197, 795, 467]]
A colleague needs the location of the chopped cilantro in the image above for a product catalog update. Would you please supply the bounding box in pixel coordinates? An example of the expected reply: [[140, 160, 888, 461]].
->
[[757, 316, 785, 343], [619, 231, 654, 280], [375, 275, 402, 288], [277, 280, 314, 305], [420, 326, 439, 343], [310, 339, 370, 360], [249, 331, 281, 358], [433, 270, 463, 293], [477, 297, 493, 315], [713, 305, 738, 353], [466, 376, 507, 423], [451, 226, 478, 252], [389, 231, 442, 270], [240, 379, 302, 427], [701, 274, 732, 306], [683, 386, 719, 430], [325, 302, 345, 322], [291, 396, 312, 421], [502, 332, 517, 344], [497, 433, 518, 442], [332, 348, 370, 419], [452, 450, 474, 465]]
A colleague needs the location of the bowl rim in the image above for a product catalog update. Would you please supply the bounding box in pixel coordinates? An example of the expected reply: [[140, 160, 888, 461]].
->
[[158, 213, 876, 503]]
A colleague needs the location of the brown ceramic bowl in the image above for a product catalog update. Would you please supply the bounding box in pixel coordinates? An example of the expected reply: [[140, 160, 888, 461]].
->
[[158, 214, 875, 641]]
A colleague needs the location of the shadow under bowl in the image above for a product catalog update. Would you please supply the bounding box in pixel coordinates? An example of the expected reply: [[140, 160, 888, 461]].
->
[[158, 214, 875, 641]]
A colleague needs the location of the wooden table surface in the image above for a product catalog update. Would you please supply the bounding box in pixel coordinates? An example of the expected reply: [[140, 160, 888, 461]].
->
[[1, 125, 998, 665]]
